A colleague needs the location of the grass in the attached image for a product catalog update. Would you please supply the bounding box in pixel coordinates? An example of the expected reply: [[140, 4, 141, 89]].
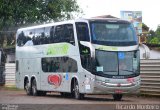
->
[[0, 86, 23, 91]]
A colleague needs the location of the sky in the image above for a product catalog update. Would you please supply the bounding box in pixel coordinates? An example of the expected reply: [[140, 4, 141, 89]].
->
[[77, 0, 160, 31]]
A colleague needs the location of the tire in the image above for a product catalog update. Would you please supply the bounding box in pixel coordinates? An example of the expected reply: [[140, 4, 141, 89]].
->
[[73, 80, 84, 100], [31, 79, 38, 96], [113, 94, 123, 101], [24, 80, 32, 95]]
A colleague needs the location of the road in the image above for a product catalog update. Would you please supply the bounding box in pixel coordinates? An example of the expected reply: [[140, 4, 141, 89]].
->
[[0, 88, 160, 110]]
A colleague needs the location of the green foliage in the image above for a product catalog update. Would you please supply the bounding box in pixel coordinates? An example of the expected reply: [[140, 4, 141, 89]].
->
[[147, 30, 156, 43], [155, 25, 160, 38], [0, 0, 81, 30], [149, 37, 160, 45], [147, 26, 160, 45], [0, 0, 81, 48], [0, 33, 5, 47], [142, 23, 149, 31]]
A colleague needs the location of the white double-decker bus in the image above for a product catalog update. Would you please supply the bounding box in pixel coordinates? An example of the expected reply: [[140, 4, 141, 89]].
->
[[16, 18, 140, 100]]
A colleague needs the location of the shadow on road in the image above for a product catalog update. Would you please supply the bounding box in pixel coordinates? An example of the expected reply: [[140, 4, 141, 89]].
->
[[44, 93, 133, 102]]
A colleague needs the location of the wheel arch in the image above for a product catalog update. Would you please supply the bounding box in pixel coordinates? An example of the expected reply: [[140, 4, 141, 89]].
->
[[70, 75, 79, 92], [30, 75, 36, 85]]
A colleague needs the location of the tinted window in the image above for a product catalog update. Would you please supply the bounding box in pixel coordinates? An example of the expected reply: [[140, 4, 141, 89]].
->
[[44, 27, 51, 44], [54, 24, 75, 45], [90, 21, 138, 46], [42, 57, 78, 72], [17, 31, 25, 46], [49, 26, 55, 43], [94, 50, 140, 78], [34, 28, 45, 45], [76, 22, 90, 41], [17, 29, 35, 46], [17, 24, 75, 46]]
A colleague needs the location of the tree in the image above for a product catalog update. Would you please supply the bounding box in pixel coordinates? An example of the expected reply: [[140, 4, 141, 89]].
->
[[155, 25, 160, 38], [147, 30, 156, 42], [0, 0, 81, 31], [149, 37, 160, 45], [0, 33, 5, 47], [142, 23, 149, 32], [148, 26, 160, 45]]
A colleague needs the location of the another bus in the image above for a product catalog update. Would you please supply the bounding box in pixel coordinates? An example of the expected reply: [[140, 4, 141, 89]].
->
[[16, 18, 140, 100]]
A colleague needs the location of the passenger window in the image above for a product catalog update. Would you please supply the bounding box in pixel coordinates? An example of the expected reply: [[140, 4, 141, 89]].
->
[[24, 29, 34, 46], [17, 29, 35, 46], [49, 26, 54, 43], [76, 22, 90, 41], [17, 31, 25, 46], [17, 24, 75, 46], [44, 26, 51, 44], [41, 57, 78, 72], [54, 24, 75, 45], [35, 28, 45, 45], [54, 25, 64, 43], [65, 24, 75, 45]]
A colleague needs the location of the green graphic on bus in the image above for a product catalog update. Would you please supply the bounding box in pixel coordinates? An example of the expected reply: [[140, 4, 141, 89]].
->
[[47, 44, 69, 55]]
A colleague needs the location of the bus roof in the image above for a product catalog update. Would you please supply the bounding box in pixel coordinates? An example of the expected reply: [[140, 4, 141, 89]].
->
[[17, 18, 130, 32]]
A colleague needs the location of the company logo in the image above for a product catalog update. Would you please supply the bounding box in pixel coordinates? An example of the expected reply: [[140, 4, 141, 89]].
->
[[48, 75, 62, 88]]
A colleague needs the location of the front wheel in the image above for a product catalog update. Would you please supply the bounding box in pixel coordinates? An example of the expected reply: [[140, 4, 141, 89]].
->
[[73, 81, 84, 100], [113, 94, 123, 101]]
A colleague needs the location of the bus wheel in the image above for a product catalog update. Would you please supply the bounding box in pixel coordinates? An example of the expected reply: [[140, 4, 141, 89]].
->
[[73, 80, 84, 100], [31, 79, 38, 96], [113, 94, 123, 101], [24, 80, 31, 95]]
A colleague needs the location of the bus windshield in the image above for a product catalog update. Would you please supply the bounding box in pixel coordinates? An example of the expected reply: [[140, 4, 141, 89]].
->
[[95, 50, 140, 78], [90, 20, 138, 46]]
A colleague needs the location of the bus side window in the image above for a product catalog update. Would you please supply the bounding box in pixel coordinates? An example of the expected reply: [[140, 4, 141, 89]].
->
[[17, 31, 25, 46], [35, 28, 45, 45], [54, 24, 75, 45], [76, 22, 90, 41], [49, 26, 54, 43], [24, 29, 34, 46], [54, 25, 64, 43], [64, 24, 75, 45], [76, 22, 91, 71], [41, 57, 78, 72], [44, 26, 51, 44]]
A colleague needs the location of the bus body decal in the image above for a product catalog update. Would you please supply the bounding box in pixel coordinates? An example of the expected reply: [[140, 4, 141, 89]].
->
[[47, 44, 69, 55], [96, 45, 118, 51], [48, 74, 62, 88]]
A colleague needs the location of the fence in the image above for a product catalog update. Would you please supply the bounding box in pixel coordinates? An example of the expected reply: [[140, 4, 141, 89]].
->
[[5, 63, 16, 87], [140, 59, 160, 96], [4, 60, 160, 96]]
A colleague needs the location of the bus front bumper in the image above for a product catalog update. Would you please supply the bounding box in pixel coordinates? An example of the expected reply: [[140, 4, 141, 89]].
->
[[92, 80, 141, 94]]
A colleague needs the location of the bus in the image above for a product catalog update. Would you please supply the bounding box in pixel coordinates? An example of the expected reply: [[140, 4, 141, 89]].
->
[[16, 18, 140, 100]]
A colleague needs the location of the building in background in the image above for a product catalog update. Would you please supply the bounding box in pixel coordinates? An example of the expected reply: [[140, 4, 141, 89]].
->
[[120, 11, 142, 34]]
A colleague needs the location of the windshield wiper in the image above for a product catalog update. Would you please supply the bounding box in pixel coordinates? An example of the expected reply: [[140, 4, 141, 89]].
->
[[120, 69, 133, 72]]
